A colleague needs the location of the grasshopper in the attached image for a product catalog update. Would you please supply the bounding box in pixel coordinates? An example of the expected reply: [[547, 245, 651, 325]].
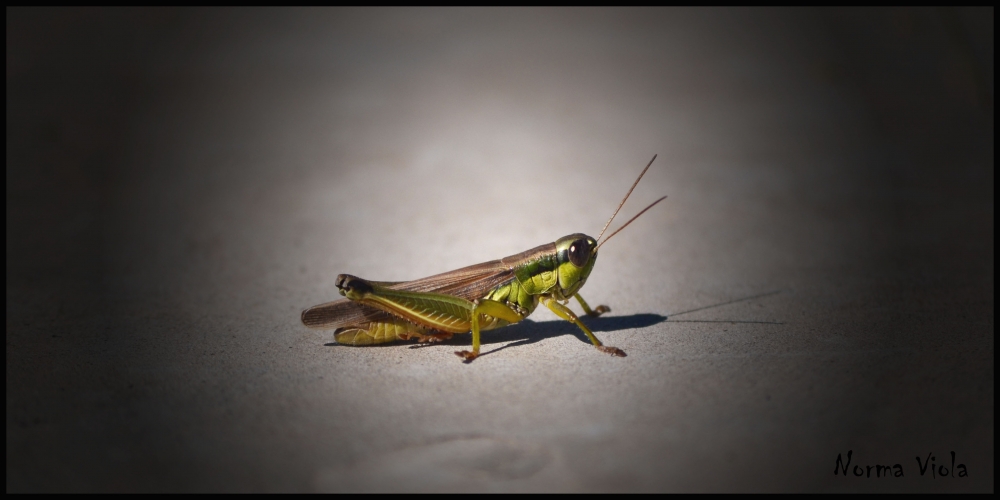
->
[[302, 156, 665, 362]]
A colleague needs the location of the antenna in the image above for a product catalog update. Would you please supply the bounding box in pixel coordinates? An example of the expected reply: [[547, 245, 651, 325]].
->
[[596, 154, 658, 243], [597, 196, 666, 250]]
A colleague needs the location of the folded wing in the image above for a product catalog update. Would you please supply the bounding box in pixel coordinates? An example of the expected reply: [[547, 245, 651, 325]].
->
[[301, 259, 515, 330]]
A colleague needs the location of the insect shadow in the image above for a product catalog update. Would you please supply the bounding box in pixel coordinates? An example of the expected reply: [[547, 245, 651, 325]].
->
[[323, 313, 667, 356], [463, 290, 785, 357], [469, 313, 669, 357], [321, 290, 784, 358]]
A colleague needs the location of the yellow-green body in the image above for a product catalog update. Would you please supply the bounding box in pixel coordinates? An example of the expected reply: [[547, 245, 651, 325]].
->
[[300, 154, 663, 362], [303, 234, 619, 362]]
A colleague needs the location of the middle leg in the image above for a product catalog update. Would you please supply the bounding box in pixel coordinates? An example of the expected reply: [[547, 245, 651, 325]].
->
[[454, 299, 525, 362]]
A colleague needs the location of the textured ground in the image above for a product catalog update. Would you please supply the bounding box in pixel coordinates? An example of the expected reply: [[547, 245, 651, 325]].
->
[[7, 8, 993, 492]]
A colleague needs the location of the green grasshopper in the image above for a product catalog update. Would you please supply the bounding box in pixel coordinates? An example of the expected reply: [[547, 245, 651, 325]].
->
[[302, 156, 665, 362]]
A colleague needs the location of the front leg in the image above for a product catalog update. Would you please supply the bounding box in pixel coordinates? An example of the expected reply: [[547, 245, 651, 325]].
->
[[574, 293, 610, 317], [542, 297, 625, 357]]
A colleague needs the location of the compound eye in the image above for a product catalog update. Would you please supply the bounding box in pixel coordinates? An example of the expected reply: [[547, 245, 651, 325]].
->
[[568, 239, 591, 267]]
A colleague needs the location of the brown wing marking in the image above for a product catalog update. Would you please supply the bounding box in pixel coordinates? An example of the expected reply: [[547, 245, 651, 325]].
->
[[390, 259, 515, 300], [301, 299, 393, 329]]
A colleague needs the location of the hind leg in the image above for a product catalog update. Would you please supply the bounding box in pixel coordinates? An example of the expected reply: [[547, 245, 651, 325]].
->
[[334, 319, 434, 345], [399, 332, 454, 344]]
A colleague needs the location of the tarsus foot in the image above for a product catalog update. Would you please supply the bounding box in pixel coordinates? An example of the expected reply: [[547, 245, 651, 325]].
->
[[586, 305, 611, 317], [454, 350, 479, 363], [596, 345, 626, 357]]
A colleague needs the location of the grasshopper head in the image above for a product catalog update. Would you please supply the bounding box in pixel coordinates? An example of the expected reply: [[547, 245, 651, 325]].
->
[[554, 233, 598, 298]]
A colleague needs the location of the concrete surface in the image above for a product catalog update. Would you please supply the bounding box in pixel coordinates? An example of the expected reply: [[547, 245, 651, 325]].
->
[[6, 8, 993, 492]]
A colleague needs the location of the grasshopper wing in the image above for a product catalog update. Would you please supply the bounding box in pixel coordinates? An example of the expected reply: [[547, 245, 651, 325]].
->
[[301, 297, 394, 329], [391, 259, 514, 299], [301, 260, 516, 330]]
